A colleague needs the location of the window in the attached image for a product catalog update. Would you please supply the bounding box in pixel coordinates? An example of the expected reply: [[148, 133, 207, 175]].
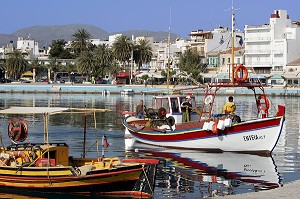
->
[[170, 98, 179, 113], [228, 58, 230, 64]]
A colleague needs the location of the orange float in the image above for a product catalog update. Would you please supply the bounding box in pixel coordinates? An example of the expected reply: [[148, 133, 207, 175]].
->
[[234, 64, 248, 82]]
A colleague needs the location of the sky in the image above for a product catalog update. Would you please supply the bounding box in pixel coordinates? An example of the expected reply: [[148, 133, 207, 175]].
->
[[0, 0, 299, 38]]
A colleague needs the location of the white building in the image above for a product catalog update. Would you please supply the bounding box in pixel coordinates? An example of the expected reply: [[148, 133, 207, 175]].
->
[[17, 37, 40, 59], [188, 27, 244, 60], [244, 10, 300, 74]]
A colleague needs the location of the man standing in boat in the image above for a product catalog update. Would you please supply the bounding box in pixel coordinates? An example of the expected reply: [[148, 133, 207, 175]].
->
[[222, 96, 236, 114], [181, 96, 193, 122], [136, 100, 145, 119]]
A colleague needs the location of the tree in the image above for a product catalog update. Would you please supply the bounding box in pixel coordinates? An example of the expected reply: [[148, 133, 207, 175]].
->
[[178, 48, 205, 83], [76, 51, 95, 81], [112, 35, 133, 68], [29, 58, 41, 82], [49, 39, 73, 59], [4, 50, 28, 80], [64, 62, 76, 82], [49, 58, 61, 82], [133, 39, 153, 71], [71, 29, 92, 56], [93, 44, 114, 77]]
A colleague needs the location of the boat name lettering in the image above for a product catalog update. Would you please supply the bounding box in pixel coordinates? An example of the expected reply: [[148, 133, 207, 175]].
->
[[243, 134, 265, 141]]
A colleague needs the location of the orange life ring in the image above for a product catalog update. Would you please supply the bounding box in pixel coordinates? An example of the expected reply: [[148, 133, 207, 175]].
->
[[257, 94, 270, 112], [234, 64, 248, 82]]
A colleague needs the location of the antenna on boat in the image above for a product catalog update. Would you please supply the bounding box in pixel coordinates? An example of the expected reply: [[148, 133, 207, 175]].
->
[[229, 0, 239, 83]]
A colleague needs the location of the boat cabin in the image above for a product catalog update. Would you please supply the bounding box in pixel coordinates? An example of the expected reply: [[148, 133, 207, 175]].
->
[[152, 95, 200, 124]]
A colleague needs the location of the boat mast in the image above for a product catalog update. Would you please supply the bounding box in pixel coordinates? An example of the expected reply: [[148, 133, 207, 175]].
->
[[167, 7, 171, 90], [231, 0, 235, 83]]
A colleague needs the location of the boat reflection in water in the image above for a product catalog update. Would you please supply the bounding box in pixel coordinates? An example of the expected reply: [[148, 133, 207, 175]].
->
[[126, 142, 281, 198]]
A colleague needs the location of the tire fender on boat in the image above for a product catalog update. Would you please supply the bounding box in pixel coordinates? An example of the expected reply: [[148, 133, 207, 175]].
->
[[234, 64, 248, 82]]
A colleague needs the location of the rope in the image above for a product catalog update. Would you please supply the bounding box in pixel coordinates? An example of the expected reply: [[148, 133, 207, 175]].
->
[[142, 165, 154, 195]]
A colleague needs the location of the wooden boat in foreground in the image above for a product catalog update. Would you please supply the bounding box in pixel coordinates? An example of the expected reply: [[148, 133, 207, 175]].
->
[[0, 107, 158, 198]]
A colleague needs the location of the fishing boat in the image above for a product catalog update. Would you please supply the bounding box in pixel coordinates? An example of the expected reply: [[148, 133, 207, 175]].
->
[[0, 107, 158, 198], [122, 6, 285, 154]]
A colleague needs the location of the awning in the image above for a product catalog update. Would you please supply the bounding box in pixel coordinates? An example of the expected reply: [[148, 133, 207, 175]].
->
[[22, 71, 33, 76], [135, 72, 164, 79], [0, 107, 69, 114], [269, 74, 284, 79], [250, 74, 266, 79]]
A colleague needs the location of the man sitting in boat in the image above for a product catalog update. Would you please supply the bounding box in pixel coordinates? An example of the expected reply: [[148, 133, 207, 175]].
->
[[181, 96, 193, 122], [136, 100, 145, 119], [222, 96, 236, 114]]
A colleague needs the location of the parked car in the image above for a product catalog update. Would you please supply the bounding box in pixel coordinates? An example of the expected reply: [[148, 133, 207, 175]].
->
[[0, 78, 12, 83], [95, 79, 108, 84]]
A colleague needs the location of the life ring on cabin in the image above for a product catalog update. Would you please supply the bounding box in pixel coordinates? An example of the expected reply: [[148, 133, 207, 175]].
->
[[8, 118, 28, 143], [234, 64, 248, 82], [158, 107, 167, 119], [257, 94, 270, 112], [204, 95, 213, 105]]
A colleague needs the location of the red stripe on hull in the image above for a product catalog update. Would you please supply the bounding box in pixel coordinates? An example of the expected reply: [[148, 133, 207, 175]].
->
[[129, 117, 282, 142]]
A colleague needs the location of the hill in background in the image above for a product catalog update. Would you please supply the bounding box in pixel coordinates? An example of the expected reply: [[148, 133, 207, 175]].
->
[[0, 24, 181, 48]]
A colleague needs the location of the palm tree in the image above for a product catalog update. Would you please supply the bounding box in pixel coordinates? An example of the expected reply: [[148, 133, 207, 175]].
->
[[76, 51, 95, 81], [71, 29, 92, 56], [112, 35, 133, 68], [30, 58, 41, 82], [93, 44, 114, 77], [134, 39, 153, 71], [49, 58, 61, 82], [4, 50, 28, 80], [64, 62, 76, 82]]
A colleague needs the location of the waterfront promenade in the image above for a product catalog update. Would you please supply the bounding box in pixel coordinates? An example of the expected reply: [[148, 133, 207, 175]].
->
[[1, 82, 300, 96]]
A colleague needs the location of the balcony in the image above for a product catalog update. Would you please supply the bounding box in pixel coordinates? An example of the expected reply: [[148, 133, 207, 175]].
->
[[244, 37, 271, 42], [244, 49, 271, 54]]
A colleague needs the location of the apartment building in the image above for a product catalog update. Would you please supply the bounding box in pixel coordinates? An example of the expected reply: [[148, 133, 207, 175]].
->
[[244, 10, 300, 74]]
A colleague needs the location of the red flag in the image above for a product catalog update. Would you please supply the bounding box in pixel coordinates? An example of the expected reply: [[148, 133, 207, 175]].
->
[[102, 135, 109, 148]]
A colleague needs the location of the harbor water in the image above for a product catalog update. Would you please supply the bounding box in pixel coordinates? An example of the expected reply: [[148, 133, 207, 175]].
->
[[0, 93, 298, 198]]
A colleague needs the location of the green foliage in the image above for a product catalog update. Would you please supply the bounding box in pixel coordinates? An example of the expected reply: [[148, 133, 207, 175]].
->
[[141, 74, 149, 80], [178, 48, 206, 83], [4, 50, 28, 80], [49, 39, 73, 59], [112, 35, 133, 67], [76, 51, 95, 81], [93, 44, 114, 77], [71, 29, 92, 56], [133, 39, 153, 70]]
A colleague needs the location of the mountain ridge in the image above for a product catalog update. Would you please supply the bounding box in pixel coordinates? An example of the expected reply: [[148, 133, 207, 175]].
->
[[0, 24, 181, 48]]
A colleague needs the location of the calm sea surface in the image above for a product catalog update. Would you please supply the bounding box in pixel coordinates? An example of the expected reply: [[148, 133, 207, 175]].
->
[[0, 93, 299, 198]]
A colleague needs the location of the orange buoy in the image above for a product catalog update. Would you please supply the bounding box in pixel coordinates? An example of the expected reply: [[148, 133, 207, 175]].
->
[[234, 64, 248, 82], [212, 122, 218, 134]]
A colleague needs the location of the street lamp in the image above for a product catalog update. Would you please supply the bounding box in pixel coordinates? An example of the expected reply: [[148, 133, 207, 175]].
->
[[130, 35, 135, 85]]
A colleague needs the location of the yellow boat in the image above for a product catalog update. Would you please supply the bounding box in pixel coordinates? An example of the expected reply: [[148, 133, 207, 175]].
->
[[0, 107, 158, 198]]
